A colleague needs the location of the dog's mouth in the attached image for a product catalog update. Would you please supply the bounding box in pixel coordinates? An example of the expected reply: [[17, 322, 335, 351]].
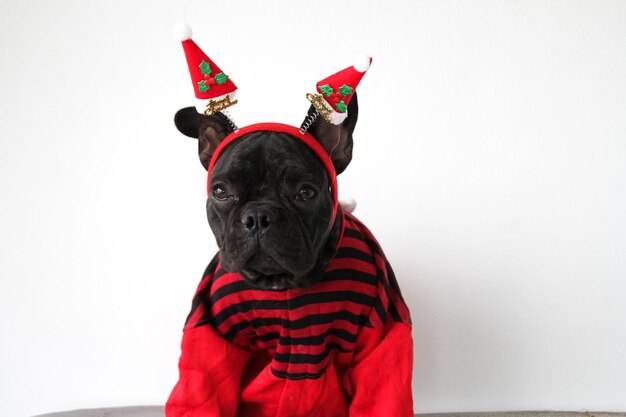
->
[[240, 268, 295, 291], [220, 243, 310, 290], [220, 234, 321, 290]]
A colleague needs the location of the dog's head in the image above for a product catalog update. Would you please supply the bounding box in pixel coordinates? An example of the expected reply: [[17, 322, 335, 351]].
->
[[174, 96, 358, 290]]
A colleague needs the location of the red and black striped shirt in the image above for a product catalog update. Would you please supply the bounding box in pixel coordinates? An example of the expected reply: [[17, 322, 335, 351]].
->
[[167, 123, 413, 417], [167, 210, 414, 417], [183, 211, 411, 381]]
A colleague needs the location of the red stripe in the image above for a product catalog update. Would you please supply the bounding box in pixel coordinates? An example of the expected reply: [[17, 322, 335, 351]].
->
[[326, 258, 378, 276], [214, 299, 370, 334], [270, 360, 331, 375], [339, 236, 372, 253], [287, 298, 372, 320], [219, 321, 283, 339], [228, 320, 362, 341], [210, 270, 243, 290], [210, 278, 377, 312], [342, 220, 361, 234], [211, 288, 290, 309], [273, 340, 350, 357], [215, 309, 364, 337], [194, 270, 216, 294]]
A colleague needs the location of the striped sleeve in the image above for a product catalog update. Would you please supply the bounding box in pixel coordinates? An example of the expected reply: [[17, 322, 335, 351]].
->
[[343, 213, 414, 417], [342, 212, 411, 327]]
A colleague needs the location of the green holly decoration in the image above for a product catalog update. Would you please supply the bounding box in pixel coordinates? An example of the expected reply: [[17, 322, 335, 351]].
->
[[198, 80, 210, 93], [338, 84, 353, 97], [215, 73, 229, 85], [319, 84, 334, 97], [335, 101, 347, 113], [199, 60, 212, 75]]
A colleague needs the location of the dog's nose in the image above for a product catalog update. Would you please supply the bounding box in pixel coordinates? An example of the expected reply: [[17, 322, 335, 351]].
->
[[241, 208, 274, 233]]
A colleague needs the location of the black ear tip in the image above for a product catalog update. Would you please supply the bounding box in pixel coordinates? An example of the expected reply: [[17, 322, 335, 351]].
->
[[174, 107, 203, 138]]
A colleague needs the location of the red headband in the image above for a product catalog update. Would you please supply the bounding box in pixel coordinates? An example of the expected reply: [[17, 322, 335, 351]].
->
[[206, 123, 340, 227]]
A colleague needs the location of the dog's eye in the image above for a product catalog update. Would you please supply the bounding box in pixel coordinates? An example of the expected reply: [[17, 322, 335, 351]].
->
[[213, 186, 228, 201], [297, 187, 316, 202]]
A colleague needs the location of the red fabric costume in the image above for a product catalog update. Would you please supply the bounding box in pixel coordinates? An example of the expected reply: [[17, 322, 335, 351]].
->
[[166, 124, 413, 416]]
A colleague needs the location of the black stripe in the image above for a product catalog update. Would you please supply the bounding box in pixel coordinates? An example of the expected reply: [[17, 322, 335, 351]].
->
[[221, 317, 282, 340], [213, 267, 228, 280], [212, 291, 374, 327], [386, 259, 402, 296], [342, 227, 385, 258], [273, 342, 352, 364], [288, 327, 358, 345], [258, 327, 358, 345], [212, 299, 288, 326], [375, 261, 393, 324], [222, 310, 369, 340], [209, 280, 254, 304], [388, 299, 402, 323], [372, 297, 387, 324], [271, 364, 329, 380], [385, 260, 406, 323], [321, 268, 378, 286], [342, 227, 365, 241], [258, 331, 281, 342], [266, 310, 368, 330], [288, 290, 374, 309], [334, 247, 375, 263]]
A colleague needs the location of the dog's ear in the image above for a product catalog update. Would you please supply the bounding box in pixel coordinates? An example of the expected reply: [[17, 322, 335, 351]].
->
[[303, 93, 358, 175], [174, 107, 234, 170]]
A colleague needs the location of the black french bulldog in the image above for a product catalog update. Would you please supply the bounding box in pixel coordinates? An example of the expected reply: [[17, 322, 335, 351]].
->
[[174, 97, 357, 290], [167, 93, 413, 417]]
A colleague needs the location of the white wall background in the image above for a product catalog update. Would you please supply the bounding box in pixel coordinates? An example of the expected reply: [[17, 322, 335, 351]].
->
[[1, 1, 625, 416]]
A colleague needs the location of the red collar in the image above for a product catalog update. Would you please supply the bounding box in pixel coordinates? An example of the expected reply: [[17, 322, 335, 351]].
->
[[206, 123, 339, 227]]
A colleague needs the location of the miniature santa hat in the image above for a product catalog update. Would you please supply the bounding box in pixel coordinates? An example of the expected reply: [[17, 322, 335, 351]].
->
[[174, 23, 238, 116], [307, 54, 372, 125]]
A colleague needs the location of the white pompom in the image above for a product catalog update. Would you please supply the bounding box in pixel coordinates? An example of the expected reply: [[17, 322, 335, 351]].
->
[[173, 23, 193, 41], [339, 198, 357, 213], [331, 111, 348, 125], [353, 53, 371, 72]]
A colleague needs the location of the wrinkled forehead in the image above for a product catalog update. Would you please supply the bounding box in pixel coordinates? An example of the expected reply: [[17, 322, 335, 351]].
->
[[210, 131, 329, 184], [206, 123, 340, 226]]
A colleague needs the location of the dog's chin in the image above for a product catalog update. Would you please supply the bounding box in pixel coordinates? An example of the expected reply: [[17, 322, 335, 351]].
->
[[240, 268, 297, 291], [224, 247, 319, 290]]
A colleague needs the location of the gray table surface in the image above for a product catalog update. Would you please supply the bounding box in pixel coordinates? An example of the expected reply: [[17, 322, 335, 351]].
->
[[33, 406, 626, 417]]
